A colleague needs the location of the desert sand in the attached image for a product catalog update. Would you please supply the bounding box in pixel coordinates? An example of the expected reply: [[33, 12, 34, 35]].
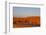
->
[[13, 16, 40, 28]]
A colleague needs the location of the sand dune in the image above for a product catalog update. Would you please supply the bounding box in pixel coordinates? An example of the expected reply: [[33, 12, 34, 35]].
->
[[13, 16, 40, 28]]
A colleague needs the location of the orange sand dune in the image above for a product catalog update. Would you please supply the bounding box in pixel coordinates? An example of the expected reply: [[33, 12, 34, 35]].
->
[[13, 16, 40, 28]]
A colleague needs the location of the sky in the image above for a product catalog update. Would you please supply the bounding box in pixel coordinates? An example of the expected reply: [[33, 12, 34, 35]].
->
[[13, 7, 40, 17]]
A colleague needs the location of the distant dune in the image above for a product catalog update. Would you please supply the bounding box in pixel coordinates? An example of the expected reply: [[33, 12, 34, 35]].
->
[[13, 16, 40, 28]]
